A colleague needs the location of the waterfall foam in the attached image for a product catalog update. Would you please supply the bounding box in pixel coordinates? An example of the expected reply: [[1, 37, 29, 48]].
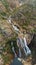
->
[[17, 37, 31, 57]]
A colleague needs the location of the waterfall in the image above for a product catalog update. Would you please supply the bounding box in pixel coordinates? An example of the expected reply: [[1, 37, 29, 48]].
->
[[12, 47, 17, 57], [17, 37, 31, 57], [23, 37, 31, 56], [12, 24, 19, 34], [11, 42, 17, 57], [19, 48, 22, 58], [17, 38, 24, 58], [8, 16, 19, 32], [12, 25, 19, 33], [8, 16, 12, 24], [8, 16, 31, 57], [11, 41, 22, 58], [17, 38, 25, 49]]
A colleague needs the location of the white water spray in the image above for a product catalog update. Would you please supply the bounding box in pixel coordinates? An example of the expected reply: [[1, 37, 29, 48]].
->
[[17, 37, 31, 57], [23, 37, 31, 56]]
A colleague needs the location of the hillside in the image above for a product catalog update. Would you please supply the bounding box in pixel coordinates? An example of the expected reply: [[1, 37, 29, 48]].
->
[[0, 1, 36, 44], [0, 0, 36, 65]]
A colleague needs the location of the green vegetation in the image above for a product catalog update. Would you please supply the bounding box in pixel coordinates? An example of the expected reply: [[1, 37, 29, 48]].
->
[[1, 0, 10, 11], [0, 1, 36, 65]]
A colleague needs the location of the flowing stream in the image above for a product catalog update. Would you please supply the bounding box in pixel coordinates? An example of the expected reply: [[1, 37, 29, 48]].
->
[[8, 16, 31, 58], [17, 37, 31, 57]]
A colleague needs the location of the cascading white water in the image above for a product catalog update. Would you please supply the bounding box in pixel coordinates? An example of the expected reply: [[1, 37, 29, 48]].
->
[[12, 25, 19, 33], [8, 16, 20, 33], [8, 16, 31, 57], [11, 42, 22, 58], [8, 17, 22, 57], [23, 37, 31, 56], [8, 17, 11, 24], [17, 37, 31, 57], [18, 48, 22, 58], [11, 42, 17, 57], [12, 47, 17, 57], [17, 38, 24, 48]]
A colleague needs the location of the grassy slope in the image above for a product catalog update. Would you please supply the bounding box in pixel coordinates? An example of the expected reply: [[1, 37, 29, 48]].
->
[[0, 1, 36, 65]]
